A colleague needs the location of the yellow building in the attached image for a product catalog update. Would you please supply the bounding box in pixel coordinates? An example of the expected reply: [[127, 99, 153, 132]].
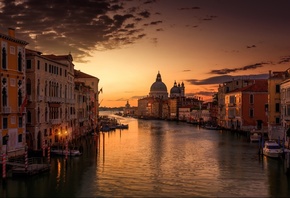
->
[[0, 28, 28, 157], [268, 70, 289, 140]]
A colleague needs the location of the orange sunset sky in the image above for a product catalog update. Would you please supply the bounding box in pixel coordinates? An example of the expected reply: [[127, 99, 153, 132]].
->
[[1, 0, 290, 107]]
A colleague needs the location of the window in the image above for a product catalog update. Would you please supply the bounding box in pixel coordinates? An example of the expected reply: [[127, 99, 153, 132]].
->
[[275, 103, 280, 113], [250, 94, 254, 104], [2, 87, 7, 106], [26, 79, 31, 95], [287, 105, 290, 116], [3, 117, 8, 129], [18, 89, 22, 107], [275, 117, 280, 124], [18, 134, 22, 143], [276, 84, 280, 93], [37, 60, 40, 70], [45, 63, 47, 72], [19, 117, 23, 127], [26, 59, 31, 69], [250, 108, 254, 118], [2, 47, 7, 69], [27, 111, 32, 123], [18, 52, 22, 71]]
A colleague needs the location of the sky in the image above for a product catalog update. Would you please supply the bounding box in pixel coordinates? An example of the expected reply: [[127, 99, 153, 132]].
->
[[1, 0, 290, 107]]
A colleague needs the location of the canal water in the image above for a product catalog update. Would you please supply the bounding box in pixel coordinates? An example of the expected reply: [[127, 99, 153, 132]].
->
[[1, 111, 290, 197]]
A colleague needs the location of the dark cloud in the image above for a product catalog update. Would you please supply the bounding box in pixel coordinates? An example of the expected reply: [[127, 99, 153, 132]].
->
[[209, 62, 268, 75], [0, 0, 160, 62], [144, 0, 156, 4], [247, 45, 256, 48], [278, 56, 290, 64], [138, 10, 150, 18], [185, 74, 269, 85], [179, 7, 201, 10]]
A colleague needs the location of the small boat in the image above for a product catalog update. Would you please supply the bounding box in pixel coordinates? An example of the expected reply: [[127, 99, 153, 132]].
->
[[250, 132, 261, 142], [203, 124, 220, 130], [263, 140, 283, 158], [51, 149, 82, 156], [115, 124, 129, 129]]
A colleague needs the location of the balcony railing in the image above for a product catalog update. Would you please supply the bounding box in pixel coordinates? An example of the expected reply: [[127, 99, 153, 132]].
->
[[50, 119, 62, 125], [1, 106, 11, 113]]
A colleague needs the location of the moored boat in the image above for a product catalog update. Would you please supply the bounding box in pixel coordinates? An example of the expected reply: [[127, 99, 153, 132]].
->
[[263, 140, 283, 158], [250, 132, 261, 142], [51, 149, 82, 156], [115, 124, 129, 129]]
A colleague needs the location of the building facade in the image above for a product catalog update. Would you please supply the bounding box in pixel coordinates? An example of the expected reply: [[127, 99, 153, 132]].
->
[[0, 28, 28, 156]]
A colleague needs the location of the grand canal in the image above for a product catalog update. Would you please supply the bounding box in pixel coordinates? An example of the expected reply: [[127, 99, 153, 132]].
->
[[1, 111, 290, 197]]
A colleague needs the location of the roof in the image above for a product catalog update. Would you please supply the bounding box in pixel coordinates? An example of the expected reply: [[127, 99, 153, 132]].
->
[[74, 69, 98, 79], [43, 54, 73, 62], [0, 32, 29, 45], [230, 79, 268, 93]]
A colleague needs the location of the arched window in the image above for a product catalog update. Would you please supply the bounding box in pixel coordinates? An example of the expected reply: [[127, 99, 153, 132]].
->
[[37, 107, 40, 123], [18, 89, 22, 107], [45, 107, 48, 122], [2, 47, 7, 69], [37, 79, 40, 96], [18, 51, 22, 71], [26, 78, 31, 95], [27, 110, 32, 123], [45, 81, 47, 96], [2, 87, 7, 106]]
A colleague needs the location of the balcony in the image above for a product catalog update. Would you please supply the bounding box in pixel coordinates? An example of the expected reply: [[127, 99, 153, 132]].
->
[[50, 119, 62, 125], [228, 115, 235, 119], [1, 106, 11, 113], [228, 103, 236, 107]]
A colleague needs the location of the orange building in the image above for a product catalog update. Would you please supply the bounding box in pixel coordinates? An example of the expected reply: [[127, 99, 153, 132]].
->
[[225, 79, 268, 131], [0, 28, 29, 157]]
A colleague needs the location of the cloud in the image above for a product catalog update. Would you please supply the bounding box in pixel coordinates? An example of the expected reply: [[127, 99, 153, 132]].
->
[[209, 62, 268, 75], [278, 56, 290, 64], [0, 0, 160, 62], [178, 6, 201, 10], [246, 44, 256, 48], [185, 74, 269, 85]]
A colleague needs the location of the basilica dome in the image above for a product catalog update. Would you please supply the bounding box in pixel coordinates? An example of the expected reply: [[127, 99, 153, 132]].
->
[[149, 71, 168, 99], [170, 81, 181, 94]]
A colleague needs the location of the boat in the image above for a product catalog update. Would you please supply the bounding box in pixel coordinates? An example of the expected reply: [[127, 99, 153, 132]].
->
[[203, 124, 220, 130], [263, 140, 283, 158], [50, 149, 82, 156], [115, 124, 129, 129], [250, 132, 261, 142]]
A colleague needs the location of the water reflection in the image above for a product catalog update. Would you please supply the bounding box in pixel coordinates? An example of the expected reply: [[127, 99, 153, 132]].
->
[[1, 113, 290, 197]]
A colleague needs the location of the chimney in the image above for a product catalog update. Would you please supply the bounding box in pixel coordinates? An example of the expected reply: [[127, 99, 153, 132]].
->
[[8, 28, 15, 38]]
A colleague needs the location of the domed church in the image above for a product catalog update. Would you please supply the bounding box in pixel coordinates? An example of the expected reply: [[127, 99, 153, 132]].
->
[[149, 71, 168, 99], [170, 81, 185, 98]]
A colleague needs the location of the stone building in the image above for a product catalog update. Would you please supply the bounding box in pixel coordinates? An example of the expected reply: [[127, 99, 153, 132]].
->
[[25, 49, 76, 151], [0, 28, 28, 156]]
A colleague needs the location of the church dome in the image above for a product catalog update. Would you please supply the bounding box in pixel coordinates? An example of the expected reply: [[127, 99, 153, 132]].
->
[[170, 81, 181, 94], [149, 71, 168, 99]]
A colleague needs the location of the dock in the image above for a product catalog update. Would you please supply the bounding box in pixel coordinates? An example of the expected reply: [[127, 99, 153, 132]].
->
[[1, 156, 51, 177], [11, 163, 50, 177]]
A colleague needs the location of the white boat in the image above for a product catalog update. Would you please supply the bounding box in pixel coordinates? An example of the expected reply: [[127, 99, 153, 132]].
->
[[250, 132, 261, 142], [263, 140, 283, 158], [51, 149, 82, 156]]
